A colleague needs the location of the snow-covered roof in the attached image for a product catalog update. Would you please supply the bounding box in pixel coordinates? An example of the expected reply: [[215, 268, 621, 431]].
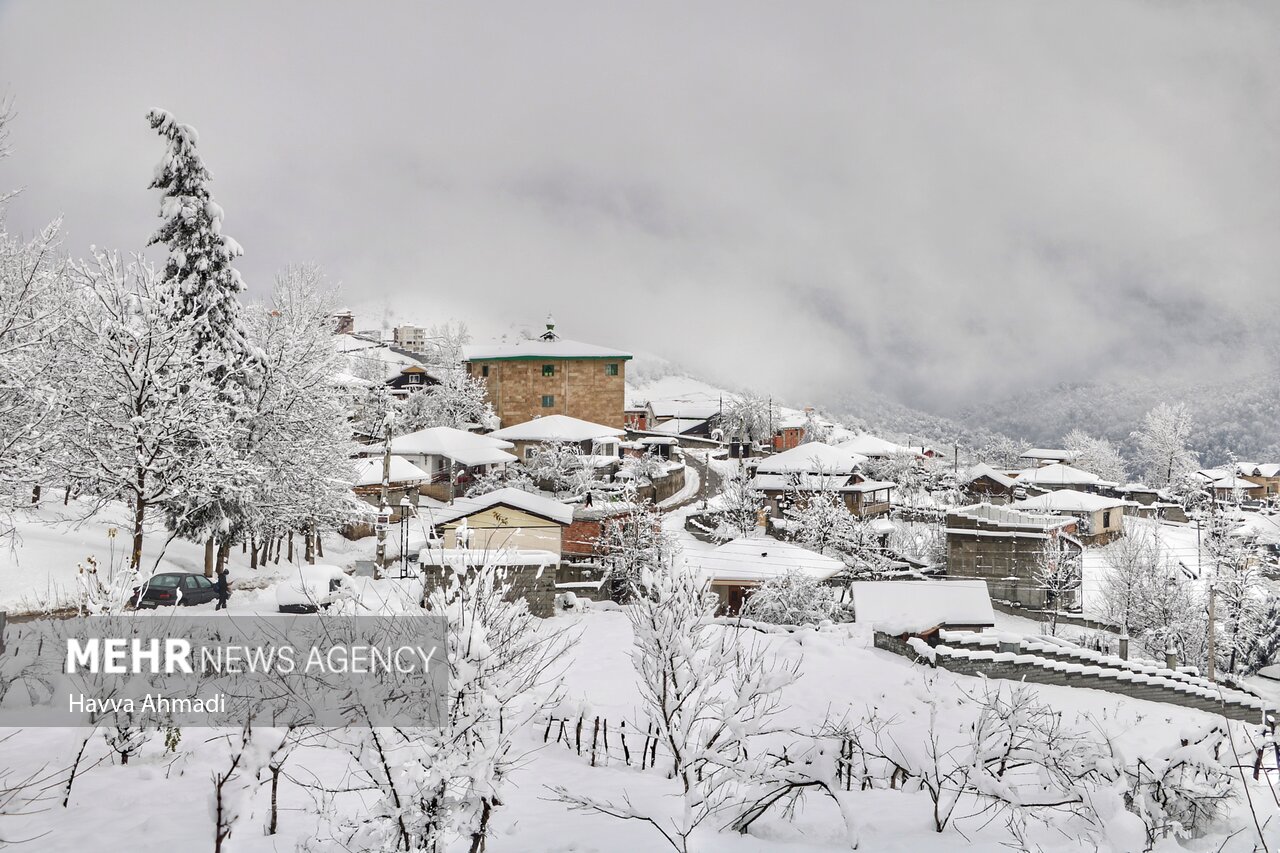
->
[[961, 463, 1018, 488], [750, 472, 852, 493], [1019, 448, 1077, 462], [851, 580, 995, 633], [649, 418, 708, 435], [753, 442, 867, 476], [845, 479, 897, 493], [463, 336, 631, 361], [688, 536, 845, 584], [646, 399, 721, 420], [1238, 462, 1280, 478], [949, 503, 1076, 532], [488, 414, 626, 443], [328, 370, 375, 388], [1207, 475, 1264, 492], [1010, 489, 1132, 514], [350, 455, 430, 487], [388, 427, 516, 467], [423, 488, 575, 527], [835, 434, 920, 458], [1014, 463, 1107, 487]]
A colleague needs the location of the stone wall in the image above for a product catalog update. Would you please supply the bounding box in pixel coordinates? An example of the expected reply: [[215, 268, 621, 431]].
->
[[873, 631, 1270, 725], [470, 358, 627, 428]]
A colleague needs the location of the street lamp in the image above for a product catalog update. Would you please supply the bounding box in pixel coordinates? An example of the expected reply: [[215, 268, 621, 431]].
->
[[399, 496, 415, 579]]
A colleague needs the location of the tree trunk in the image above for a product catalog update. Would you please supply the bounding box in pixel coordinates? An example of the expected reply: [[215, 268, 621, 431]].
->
[[268, 764, 281, 835], [31, 485, 41, 505], [315, 532, 324, 559], [287, 533, 294, 563], [250, 538, 258, 570], [216, 540, 231, 575], [130, 480, 147, 571], [205, 538, 216, 578], [64, 484, 72, 505], [304, 530, 315, 564]]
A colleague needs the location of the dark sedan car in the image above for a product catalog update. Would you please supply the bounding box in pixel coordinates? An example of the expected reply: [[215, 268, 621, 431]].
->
[[134, 572, 221, 608]]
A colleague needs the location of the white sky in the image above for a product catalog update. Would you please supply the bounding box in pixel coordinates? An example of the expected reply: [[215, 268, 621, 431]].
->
[[2, 1, 1278, 411]]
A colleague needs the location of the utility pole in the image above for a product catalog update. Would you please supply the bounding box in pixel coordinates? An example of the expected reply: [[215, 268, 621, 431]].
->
[[376, 424, 392, 579], [953, 442, 959, 475], [1206, 581, 1217, 682]]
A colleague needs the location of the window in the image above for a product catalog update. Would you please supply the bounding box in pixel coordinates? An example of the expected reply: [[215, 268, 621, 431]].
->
[[542, 364, 555, 377], [541, 395, 555, 408], [605, 363, 619, 376], [1102, 510, 1112, 528], [481, 365, 489, 377]]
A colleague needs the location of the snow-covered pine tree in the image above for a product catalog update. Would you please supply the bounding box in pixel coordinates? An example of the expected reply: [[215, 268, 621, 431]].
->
[[146, 109, 264, 569], [146, 109, 251, 371]]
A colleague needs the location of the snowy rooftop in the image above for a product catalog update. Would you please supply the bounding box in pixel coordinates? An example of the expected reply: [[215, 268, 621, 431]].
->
[[646, 399, 721, 420], [462, 329, 631, 361], [961, 463, 1018, 488], [350, 455, 430, 487], [421, 487, 575, 527], [1010, 489, 1133, 513], [489, 414, 626, 443], [851, 580, 995, 634], [649, 417, 709, 435], [753, 442, 868, 476], [1015, 463, 1109, 486], [1238, 462, 1280, 478], [949, 502, 1075, 531], [834, 434, 920, 458], [1019, 448, 1077, 461], [388, 426, 516, 467], [688, 536, 845, 583]]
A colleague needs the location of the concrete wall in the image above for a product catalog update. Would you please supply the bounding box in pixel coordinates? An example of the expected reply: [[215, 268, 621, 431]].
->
[[469, 358, 627, 429]]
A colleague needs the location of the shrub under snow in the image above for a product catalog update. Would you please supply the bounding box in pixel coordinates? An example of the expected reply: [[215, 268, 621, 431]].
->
[[741, 570, 845, 626]]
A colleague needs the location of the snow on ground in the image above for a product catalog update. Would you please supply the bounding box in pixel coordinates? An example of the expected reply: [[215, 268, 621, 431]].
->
[[1, 607, 1271, 852], [1079, 516, 1208, 617], [0, 495, 377, 614]]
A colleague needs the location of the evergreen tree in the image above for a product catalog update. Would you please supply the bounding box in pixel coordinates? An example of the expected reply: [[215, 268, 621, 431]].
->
[[146, 109, 251, 370]]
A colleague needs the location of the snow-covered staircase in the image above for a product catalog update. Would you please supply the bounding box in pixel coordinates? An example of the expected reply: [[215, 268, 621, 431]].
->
[[875, 629, 1274, 724]]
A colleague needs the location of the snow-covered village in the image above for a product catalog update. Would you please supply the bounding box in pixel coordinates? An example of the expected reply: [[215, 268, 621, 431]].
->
[[4, 4, 1280, 852]]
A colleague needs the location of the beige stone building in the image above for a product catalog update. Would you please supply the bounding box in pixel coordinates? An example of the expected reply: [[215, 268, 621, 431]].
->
[[463, 320, 631, 429]]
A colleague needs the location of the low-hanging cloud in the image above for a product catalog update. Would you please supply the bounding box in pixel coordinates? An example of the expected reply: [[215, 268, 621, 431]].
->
[[2, 1, 1277, 414]]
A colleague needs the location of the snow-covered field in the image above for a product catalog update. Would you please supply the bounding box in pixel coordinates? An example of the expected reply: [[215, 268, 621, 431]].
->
[[5, 605, 1272, 852]]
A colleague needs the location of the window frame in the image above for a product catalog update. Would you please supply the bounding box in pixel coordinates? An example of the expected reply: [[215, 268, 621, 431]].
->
[[542, 364, 556, 377], [541, 394, 555, 408], [605, 363, 619, 376]]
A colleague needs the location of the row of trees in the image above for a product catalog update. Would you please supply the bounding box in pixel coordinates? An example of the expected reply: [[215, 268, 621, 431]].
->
[[0, 109, 359, 573], [976, 402, 1203, 489]]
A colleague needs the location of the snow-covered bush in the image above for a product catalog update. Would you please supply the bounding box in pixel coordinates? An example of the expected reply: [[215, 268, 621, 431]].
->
[[554, 556, 800, 853], [741, 570, 845, 626]]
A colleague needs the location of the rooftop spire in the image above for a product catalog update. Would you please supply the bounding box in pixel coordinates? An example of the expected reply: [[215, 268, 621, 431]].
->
[[540, 313, 560, 341]]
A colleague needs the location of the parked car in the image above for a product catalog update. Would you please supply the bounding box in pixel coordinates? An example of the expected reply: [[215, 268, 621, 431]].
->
[[134, 572, 220, 608], [276, 565, 350, 614]]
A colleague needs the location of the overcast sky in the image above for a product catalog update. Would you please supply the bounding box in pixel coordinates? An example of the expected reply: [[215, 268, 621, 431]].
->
[[2, 2, 1278, 413]]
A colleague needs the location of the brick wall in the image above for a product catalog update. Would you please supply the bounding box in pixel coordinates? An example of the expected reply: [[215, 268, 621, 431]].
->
[[470, 358, 627, 428]]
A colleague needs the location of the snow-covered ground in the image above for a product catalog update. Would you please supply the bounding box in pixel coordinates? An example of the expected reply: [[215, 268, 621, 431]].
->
[[0, 496, 378, 614], [4, 605, 1272, 852]]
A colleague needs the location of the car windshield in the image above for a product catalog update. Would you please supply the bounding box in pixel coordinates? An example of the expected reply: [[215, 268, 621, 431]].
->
[[148, 576, 181, 588]]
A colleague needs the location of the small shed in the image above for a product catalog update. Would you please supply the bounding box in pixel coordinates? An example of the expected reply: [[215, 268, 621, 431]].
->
[[851, 580, 995, 640], [688, 536, 845, 616]]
